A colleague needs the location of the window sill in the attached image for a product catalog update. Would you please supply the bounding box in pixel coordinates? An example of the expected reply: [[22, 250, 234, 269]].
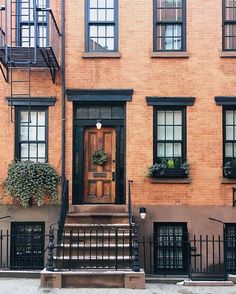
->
[[82, 52, 121, 58], [220, 51, 236, 58], [150, 52, 190, 58], [147, 177, 191, 184]]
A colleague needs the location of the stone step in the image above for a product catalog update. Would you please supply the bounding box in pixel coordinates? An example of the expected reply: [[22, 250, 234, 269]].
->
[[69, 205, 128, 214], [55, 255, 131, 261], [64, 223, 130, 229], [41, 269, 145, 288], [66, 213, 129, 224], [58, 243, 130, 248], [62, 232, 131, 238]]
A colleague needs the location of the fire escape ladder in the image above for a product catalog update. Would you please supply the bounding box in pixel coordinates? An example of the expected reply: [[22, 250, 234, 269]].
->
[[7, 0, 37, 122]]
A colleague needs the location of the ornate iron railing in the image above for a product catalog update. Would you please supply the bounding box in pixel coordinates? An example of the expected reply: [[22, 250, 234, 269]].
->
[[57, 179, 69, 244]]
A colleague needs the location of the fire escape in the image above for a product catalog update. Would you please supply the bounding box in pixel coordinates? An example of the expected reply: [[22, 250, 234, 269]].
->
[[0, 0, 61, 121]]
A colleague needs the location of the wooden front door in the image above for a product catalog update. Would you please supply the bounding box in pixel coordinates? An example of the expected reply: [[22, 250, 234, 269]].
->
[[84, 127, 116, 203]]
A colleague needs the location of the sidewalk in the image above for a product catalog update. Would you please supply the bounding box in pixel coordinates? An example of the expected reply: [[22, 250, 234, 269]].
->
[[1, 278, 236, 294]]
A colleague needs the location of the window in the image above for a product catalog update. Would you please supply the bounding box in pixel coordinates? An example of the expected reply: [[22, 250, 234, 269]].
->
[[11, 222, 45, 269], [18, 0, 48, 47], [154, 0, 186, 51], [225, 224, 236, 273], [154, 107, 186, 177], [154, 223, 188, 273], [223, 0, 236, 50], [15, 108, 48, 162], [85, 0, 118, 52], [223, 108, 236, 177]]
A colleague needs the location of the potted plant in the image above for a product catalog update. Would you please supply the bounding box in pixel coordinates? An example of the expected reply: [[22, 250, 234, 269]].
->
[[3, 161, 59, 208], [147, 159, 189, 178]]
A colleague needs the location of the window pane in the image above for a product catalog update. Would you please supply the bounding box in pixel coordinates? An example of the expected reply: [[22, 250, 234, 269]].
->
[[107, 0, 114, 8], [29, 112, 37, 125], [21, 144, 28, 158], [226, 111, 234, 125], [157, 143, 165, 157], [174, 126, 182, 140], [227, 126, 234, 140], [174, 143, 182, 157], [98, 0, 106, 7], [38, 127, 45, 141], [29, 127, 36, 140], [226, 143, 233, 157], [90, 9, 97, 21], [107, 26, 114, 37], [106, 9, 114, 21], [98, 26, 106, 37], [174, 111, 182, 124], [158, 111, 165, 124], [157, 126, 165, 140], [29, 144, 37, 158], [90, 0, 97, 8], [90, 26, 97, 37], [20, 127, 28, 140], [166, 143, 173, 157], [98, 9, 106, 21], [38, 144, 46, 158], [166, 126, 173, 140], [166, 111, 173, 124], [107, 38, 114, 50], [21, 111, 29, 123]]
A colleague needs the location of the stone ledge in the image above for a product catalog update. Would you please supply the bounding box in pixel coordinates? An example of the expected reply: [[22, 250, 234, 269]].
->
[[183, 280, 234, 286], [220, 51, 236, 58], [150, 52, 189, 58], [82, 52, 121, 58]]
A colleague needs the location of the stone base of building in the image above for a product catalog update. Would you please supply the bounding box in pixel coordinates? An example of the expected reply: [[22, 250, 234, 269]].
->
[[40, 269, 145, 289]]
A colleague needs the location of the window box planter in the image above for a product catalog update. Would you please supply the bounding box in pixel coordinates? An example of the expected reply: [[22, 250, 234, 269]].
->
[[224, 169, 236, 178], [152, 168, 188, 178]]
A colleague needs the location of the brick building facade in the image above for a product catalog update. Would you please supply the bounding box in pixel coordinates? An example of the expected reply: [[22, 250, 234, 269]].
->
[[0, 0, 236, 277]]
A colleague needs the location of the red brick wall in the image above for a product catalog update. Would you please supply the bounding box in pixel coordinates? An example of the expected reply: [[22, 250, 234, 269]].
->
[[65, 0, 236, 207]]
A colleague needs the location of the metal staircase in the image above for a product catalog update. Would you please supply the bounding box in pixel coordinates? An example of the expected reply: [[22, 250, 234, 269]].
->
[[0, 0, 61, 122]]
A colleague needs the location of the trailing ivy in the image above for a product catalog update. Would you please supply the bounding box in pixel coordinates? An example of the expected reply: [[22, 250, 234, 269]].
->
[[3, 161, 59, 208]]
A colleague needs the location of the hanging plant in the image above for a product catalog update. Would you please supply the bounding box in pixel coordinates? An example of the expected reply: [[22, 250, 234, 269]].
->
[[3, 161, 59, 208], [91, 148, 108, 166]]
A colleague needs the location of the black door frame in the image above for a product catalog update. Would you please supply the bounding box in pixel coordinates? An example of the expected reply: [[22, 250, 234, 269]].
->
[[73, 107, 126, 205]]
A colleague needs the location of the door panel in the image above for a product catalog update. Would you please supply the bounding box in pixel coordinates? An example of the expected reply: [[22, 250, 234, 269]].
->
[[84, 127, 116, 203]]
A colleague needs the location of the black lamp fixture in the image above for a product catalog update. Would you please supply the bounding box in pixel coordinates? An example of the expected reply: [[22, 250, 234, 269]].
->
[[139, 207, 147, 219], [96, 120, 102, 130]]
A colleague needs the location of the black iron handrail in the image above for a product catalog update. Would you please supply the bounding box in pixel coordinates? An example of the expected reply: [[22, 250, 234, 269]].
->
[[57, 179, 69, 244], [37, 7, 62, 37], [128, 180, 133, 225]]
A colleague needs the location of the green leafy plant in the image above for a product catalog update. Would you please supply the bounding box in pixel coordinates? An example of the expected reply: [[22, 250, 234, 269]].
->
[[147, 163, 167, 177], [147, 160, 190, 177], [223, 161, 232, 176], [3, 161, 59, 208], [180, 161, 190, 174], [91, 148, 108, 166]]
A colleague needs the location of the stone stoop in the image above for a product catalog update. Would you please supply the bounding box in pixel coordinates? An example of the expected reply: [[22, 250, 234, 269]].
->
[[41, 204, 145, 288], [40, 269, 145, 289]]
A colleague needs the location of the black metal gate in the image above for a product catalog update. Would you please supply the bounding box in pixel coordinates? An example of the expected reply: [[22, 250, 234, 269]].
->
[[189, 235, 227, 281], [10, 222, 45, 269]]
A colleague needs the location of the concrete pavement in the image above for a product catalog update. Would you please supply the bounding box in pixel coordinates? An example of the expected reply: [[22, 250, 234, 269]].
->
[[1, 279, 236, 294]]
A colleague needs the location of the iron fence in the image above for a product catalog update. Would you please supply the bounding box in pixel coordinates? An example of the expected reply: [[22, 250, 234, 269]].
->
[[0, 229, 49, 270]]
